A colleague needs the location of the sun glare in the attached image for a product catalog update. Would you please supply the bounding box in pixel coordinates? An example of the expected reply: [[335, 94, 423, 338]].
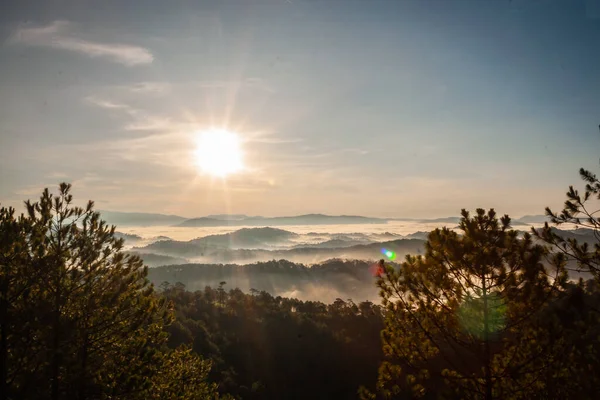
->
[[193, 129, 245, 177]]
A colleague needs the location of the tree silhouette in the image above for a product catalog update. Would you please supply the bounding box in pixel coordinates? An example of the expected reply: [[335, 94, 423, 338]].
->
[[0, 183, 223, 399], [534, 161, 600, 280], [163, 284, 385, 400], [369, 209, 566, 399]]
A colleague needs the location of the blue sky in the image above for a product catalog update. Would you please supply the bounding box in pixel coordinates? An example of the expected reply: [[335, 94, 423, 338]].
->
[[0, 0, 599, 218]]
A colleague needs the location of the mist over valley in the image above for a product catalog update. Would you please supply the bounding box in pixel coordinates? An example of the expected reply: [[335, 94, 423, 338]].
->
[[103, 212, 589, 302]]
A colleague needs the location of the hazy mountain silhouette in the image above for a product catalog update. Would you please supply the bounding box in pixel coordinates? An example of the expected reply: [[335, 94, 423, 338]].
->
[[291, 238, 369, 249], [534, 227, 599, 245], [177, 214, 387, 227], [127, 252, 188, 268], [99, 211, 186, 227], [418, 217, 462, 224], [372, 232, 402, 239], [517, 214, 550, 224], [204, 214, 254, 220], [114, 231, 143, 243], [136, 237, 424, 264], [404, 231, 431, 240], [390, 216, 531, 227], [189, 227, 298, 248]]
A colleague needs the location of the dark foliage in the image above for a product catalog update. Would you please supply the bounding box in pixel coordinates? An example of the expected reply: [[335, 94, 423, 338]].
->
[[365, 209, 600, 400], [0, 184, 223, 400], [162, 283, 385, 400], [534, 164, 600, 279]]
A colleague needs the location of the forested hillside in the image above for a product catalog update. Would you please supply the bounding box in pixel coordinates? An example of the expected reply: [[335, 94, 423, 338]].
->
[[159, 279, 600, 399], [162, 284, 384, 399], [148, 259, 388, 303]]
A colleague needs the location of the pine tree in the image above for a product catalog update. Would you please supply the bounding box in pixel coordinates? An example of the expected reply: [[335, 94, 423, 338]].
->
[[531, 142, 600, 399], [0, 206, 38, 400], [369, 209, 566, 399], [0, 183, 223, 399], [534, 163, 600, 280]]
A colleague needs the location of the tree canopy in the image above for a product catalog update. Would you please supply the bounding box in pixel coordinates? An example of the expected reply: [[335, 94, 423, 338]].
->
[[368, 209, 569, 399], [0, 183, 223, 400], [534, 164, 600, 280]]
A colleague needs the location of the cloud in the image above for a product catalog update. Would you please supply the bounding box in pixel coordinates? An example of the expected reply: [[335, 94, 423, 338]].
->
[[14, 185, 52, 196], [85, 96, 130, 110], [85, 96, 191, 133], [9, 20, 153, 66], [124, 116, 178, 132], [125, 82, 171, 94]]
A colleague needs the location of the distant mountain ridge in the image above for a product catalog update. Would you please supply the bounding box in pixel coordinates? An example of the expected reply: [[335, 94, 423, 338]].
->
[[189, 227, 298, 248], [418, 217, 461, 224], [135, 236, 425, 264], [99, 211, 187, 227], [99, 211, 388, 227], [517, 215, 550, 224], [291, 238, 370, 249], [177, 213, 387, 227], [114, 232, 143, 242], [99, 211, 546, 228], [138, 227, 301, 254], [127, 252, 189, 268], [390, 215, 542, 226], [413, 216, 529, 226], [204, 214, 256, 221]]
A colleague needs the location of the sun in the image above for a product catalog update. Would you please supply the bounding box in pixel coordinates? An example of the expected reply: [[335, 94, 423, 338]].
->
[[193, 129, 245, 177]]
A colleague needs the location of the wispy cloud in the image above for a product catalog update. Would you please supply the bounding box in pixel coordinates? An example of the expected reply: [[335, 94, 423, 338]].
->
[[14, 185, 53, 196], [84, 96, 189, 133], [125, 82, 171, 94], [85, 96, 130, 110], [9, 20, 153, 66], [124, 116, 178, 132]]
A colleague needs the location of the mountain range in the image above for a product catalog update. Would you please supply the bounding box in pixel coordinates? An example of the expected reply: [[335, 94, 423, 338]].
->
[[134, 235, 425, 265], [188, 227, 298, 248], [120, 224, 593, 269], [176, 214, 388, 227], [99, 211, 186, 227], [100, 211, 549, 227]]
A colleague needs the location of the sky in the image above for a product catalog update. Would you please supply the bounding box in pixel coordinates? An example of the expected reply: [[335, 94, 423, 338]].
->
[[0, 0, 599, 219]]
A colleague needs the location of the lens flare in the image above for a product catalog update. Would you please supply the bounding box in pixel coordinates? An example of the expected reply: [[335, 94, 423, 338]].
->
[[381, 248, 396, 260], [370, 260, 386, 277]]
